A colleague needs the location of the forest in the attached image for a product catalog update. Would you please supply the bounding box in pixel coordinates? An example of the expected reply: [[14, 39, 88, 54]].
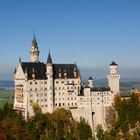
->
[[0, 93, 140, 140]]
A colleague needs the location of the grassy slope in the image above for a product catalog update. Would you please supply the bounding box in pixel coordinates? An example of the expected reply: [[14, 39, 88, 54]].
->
[[0, 91, 14, 109]]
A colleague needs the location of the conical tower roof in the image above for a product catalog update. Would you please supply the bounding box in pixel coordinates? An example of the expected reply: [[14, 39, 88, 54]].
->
[[32, 34, 38, 48], [109, 61, 118, 66], [47, 51, 52, 64]]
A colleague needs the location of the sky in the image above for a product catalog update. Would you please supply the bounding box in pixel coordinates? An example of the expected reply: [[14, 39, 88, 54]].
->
[[0, 0, 140, 80]]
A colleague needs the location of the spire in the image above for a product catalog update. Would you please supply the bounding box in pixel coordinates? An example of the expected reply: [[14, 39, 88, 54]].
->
[[88, 76, 93, 80], [47, 51, 52, 64], [19, 57, 21, 63], [30, 34, 39, 62], [109, 61, 118, 66], [32, 33, 38, 48]]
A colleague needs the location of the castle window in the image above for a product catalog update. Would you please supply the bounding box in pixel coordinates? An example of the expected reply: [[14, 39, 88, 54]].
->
[[61, 81, 64, 84], [45, 81, 47, 84], [35, 88, 37, 91], [63, 103, 64, 106], [45, 99, 47, 102], [75, 103, 77, 105], [55, 98, 57, 101], [45, 105, 47, 107], [30, 89, 32, 91], [72, 103, 73, 106], [55, 103, 57, 106], [68, 103, 69, 106], [30, 100, 33, 103], [44, 88, 47, 91], [35, 82, 37, 84], [30, 82, 32, 85], [59, 103, 61, 107], [67, 98, 69, 100], [37, 94, 39, 97], [56, 81, 59, 84]]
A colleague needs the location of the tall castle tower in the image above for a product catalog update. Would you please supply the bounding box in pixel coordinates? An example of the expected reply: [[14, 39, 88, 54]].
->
[[30, 34, 39, 62], [88, 76, 94, 88], [107, 61, 120, 95], [46, 52, 54, 113]]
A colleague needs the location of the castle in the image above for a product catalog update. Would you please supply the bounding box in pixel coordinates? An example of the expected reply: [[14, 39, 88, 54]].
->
[[13, 35, 120, 132]]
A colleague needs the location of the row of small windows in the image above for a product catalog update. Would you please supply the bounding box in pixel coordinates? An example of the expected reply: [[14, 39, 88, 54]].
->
[[30, 88, 49, 91], [55, 102, 77, 107], [95, 92, 109, 95], [55, 80, 75, 84], [30, 98, 47, 103], [56, 92, 77, 96], [30, 81, 47, 85], [55, 86, 78, 90], [55, 97, 77, 101], [30, 93, 47, 97]]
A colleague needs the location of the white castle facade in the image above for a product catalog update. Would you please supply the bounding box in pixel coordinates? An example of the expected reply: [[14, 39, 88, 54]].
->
[[13, 35, 120, 132]]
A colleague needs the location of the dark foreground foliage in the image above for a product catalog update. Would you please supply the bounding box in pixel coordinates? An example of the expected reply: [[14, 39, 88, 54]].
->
[[0, 103, 92, 140]]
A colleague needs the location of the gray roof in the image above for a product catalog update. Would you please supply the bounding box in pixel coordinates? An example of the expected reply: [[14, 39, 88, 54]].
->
[[47, 52, 52, 64], [32, 34, 38, 49], [19, 62, 79, 80], [88, 76, 93, 80], [91, 87, 110, 92], [109, 61, 118, 66]]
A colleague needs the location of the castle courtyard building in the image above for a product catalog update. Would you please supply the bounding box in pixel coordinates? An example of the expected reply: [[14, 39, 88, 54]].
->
[[14, 36, 120, 132]]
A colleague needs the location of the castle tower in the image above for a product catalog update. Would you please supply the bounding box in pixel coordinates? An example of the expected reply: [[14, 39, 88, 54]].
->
[[107, 61, 120, 95], [46, 51, 54, 113], [30, 34, 39, 62], [88, 76, 94, 88]]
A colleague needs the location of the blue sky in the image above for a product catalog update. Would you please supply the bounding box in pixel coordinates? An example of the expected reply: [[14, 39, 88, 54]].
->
[[0, 0, 140, 80]]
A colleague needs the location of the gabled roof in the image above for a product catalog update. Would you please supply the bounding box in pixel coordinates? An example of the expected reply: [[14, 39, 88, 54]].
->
[[109, 61, 118, 66], [19, 62, 79, 80], [53, 64, 79, 79], [21, 62, 46, 80]]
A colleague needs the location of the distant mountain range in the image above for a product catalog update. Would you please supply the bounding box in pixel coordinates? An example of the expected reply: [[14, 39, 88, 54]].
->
[[0, 78, 140, 91]]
